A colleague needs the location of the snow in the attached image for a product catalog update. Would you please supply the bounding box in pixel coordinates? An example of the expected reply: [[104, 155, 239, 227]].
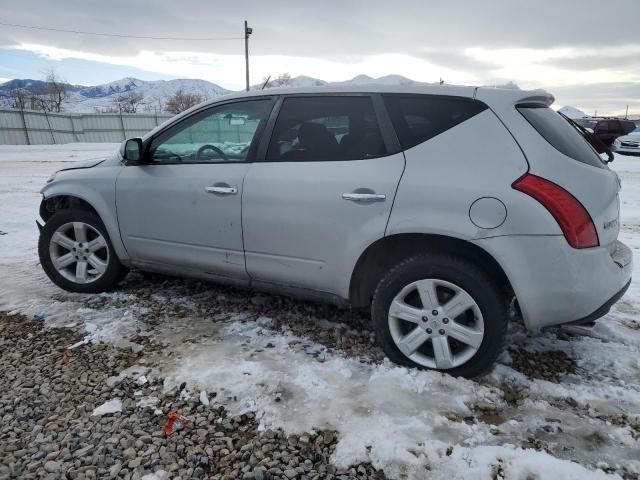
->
[[0, 77, 231, 113], [1, 144, 639, 478], [1, 74, 451, 113], [91, 398, 123, 416], [558, 105, 588, 118]]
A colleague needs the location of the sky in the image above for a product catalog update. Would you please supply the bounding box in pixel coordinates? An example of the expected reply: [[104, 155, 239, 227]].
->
[[1, 0, 639, 116]]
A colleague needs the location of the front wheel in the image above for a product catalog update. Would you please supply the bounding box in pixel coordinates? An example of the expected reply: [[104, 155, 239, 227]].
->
[[38, 209, 127, 293], [371, 254, 507, 378]]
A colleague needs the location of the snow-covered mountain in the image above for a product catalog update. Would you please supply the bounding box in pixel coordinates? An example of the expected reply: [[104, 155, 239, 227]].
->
[[558, 105, 587, 118], [333, 74, 425, 86], [0, 74, 521, 113], [0, 77, 231, 113]]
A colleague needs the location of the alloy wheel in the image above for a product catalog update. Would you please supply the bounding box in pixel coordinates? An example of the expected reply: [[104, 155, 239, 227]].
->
[[388, 278, 484, 369], [48, 222, 109, 284]]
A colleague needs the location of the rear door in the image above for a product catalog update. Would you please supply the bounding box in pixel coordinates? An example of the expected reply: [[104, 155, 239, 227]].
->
[[242, 94, 405, 299]]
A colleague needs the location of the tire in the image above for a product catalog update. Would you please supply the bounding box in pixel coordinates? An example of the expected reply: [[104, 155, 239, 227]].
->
[[371, 254, 507, 378], [38, 209, 127, 293]]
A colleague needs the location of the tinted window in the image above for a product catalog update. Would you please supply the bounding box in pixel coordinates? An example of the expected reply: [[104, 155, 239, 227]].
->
[[595, 121, 610, 133], [266, 96, 387, 161], [150, 99, 271, 163], [383, 94, 487, 150], [518, 106, 604, 168], [621, 120, 636, 135]]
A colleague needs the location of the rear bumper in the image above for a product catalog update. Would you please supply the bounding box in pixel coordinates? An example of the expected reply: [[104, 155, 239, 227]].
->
[[475, 236, 633, 329], [564, 278, 631, 326]]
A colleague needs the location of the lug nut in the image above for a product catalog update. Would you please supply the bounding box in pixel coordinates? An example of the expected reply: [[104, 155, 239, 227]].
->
[[432, 310, 438, 316], [438, 329, 445, 335], [422, 316, 428, 322], [442, 318, 449, 324], [426, 328, 432, 334]]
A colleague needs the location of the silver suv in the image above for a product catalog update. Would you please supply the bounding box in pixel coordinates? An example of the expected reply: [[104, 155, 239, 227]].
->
[[37, 85, 633, 377]]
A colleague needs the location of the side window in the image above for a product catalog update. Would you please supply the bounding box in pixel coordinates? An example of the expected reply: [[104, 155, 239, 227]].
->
[[266, 96, 387, 161], [150, 99, 271, 164], [382, 94, 488, 150], [608, 120, 622, 134]]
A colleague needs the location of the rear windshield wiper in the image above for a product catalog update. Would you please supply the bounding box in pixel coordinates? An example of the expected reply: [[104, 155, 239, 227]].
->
[[558, 111, 614, 163]]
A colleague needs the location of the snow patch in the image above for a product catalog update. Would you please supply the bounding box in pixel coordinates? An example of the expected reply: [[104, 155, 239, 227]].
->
[[92, 399, 122, 416]]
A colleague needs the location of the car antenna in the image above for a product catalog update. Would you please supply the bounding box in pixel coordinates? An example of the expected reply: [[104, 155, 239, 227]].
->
[[261, 76, 271, 90]]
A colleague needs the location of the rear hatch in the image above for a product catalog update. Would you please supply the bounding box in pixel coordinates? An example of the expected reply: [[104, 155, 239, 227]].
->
[[517, 104, 621, 248]]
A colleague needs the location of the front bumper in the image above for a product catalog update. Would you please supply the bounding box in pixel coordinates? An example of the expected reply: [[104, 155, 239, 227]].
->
[[617, 146, 640, 156], [475, 236, 633, 329]]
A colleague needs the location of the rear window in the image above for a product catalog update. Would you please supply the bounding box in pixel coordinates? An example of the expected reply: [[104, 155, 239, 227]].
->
[[518, 106, 605, 168], [383, 94, 488, 150]]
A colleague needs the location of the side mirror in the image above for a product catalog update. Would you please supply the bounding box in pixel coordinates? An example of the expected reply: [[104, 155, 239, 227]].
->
[[123, 138, 143, 164]]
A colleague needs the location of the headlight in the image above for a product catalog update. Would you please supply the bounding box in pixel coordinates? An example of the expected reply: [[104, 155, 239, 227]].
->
[[46, 172, 57, 183]]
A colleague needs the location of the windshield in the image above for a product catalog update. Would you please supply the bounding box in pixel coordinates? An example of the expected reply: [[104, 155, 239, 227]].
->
[[518, 105, 607, 168]]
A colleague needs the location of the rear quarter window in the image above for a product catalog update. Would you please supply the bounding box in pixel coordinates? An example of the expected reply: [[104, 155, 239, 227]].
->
[[518, 106, 605, 168], [383, 94, 488, 150]]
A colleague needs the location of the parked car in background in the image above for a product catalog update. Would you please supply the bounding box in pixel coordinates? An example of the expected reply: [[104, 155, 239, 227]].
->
[[614, 126, 640, 155], [36, 85, 633, 378]]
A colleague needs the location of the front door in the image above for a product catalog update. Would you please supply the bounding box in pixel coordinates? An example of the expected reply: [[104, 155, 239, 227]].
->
[[242, 95, 405, 299], [116, 98, 273, 279]]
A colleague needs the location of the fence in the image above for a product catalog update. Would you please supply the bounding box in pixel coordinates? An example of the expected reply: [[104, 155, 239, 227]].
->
[[0, 107, 173, 145]]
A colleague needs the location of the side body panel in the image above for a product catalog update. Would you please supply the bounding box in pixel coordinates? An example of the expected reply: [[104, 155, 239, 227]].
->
[[40, 165, 129, 261], [387, 109, 544, 240], [242, 154, 405, 299], [115, 163, 250, 279]]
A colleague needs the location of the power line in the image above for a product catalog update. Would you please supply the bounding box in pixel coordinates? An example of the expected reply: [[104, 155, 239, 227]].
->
[[0, 21, 243, 41]]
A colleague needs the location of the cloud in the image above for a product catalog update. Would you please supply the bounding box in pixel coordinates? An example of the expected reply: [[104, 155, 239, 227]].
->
[[2, 0, 639, 59], [2, 0, 640, 114]]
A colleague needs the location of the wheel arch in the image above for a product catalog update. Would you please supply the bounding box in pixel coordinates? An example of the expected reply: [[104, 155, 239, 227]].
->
[[349, 233, 515, 308], [39, 188, 130, 262], [39, 194, 100, 222]]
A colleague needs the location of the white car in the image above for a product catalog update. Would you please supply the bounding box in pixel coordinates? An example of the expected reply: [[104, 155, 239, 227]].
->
[[37, 85, 633, 377], [614, 126, 640, 155]]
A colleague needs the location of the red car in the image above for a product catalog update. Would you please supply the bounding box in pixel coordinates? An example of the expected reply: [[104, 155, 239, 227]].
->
[[574, 118, 636, 146]]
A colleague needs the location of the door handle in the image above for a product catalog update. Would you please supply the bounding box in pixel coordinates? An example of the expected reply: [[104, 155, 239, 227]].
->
[[342, 192, 386, 203], [205, 185, 238, 195]]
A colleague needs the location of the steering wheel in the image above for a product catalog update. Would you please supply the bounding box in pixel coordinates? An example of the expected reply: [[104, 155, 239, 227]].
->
[[196, 144, 228, 162]]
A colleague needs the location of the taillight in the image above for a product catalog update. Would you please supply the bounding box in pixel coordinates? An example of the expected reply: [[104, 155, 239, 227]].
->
[[512, 173, 599, 249]]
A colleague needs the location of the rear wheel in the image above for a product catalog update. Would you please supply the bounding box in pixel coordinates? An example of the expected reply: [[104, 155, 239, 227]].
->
[[371, 254, 507, 378], [38, 209, 127, 293]]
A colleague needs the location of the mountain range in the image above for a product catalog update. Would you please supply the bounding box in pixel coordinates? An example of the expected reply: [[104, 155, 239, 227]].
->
[[0, 74, 521, 113]]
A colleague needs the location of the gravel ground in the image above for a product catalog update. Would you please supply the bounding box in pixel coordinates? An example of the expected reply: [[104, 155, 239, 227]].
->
[[0, 311, 386, 480]]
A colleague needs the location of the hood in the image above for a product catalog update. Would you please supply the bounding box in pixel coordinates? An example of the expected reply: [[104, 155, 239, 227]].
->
[[58, 157, 107, 172]]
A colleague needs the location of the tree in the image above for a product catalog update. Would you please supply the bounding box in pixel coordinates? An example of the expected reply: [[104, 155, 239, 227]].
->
[[112, 90, 145, 113], [42, 70, 68, 113], [262, 72, 292, 89], [6, 88, 29, 110], [165, 89, 203, 114]]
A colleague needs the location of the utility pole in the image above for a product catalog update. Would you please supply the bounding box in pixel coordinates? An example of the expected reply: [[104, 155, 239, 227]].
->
[[244, 21, 253, 91], [625, 104, 629, 119]]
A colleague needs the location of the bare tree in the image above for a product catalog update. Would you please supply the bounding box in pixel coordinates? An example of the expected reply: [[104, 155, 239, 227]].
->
[[112, 90, 145, 113], [165, 89, 203, 114], [262, 72, 292, 89], [6, 88, 29, 109], [42, 70, 68, 113]]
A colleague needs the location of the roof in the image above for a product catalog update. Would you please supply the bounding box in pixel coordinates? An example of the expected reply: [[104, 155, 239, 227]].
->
[[204, 83, 554, 108]]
